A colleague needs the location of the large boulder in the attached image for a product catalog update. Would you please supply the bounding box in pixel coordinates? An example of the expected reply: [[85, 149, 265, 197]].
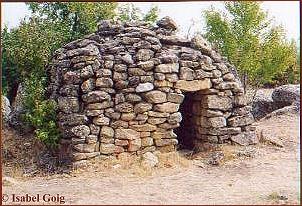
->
[[9, 83, 29, 131], [251, 89, 276, 120], [252, 85, 300, 120], [271, 84, 300, 108], [263, 104, 300, 119], [2, 95, 11, 125], [11, 83, 26, 112]]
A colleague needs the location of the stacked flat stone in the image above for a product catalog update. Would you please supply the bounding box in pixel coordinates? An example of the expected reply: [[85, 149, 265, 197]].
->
[[47, 17, 257, 164]]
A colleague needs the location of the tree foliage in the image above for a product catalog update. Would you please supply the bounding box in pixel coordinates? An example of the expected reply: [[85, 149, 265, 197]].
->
[[117, 3, 159, 25], [203, 2, 298, 87], [118, 3, 143, 22], [1, 26, 18, 98], [143, 5, 160, 24], [2, 2, 117, 147], [3, 17, 71, 80], [27, 2, 117, 39]]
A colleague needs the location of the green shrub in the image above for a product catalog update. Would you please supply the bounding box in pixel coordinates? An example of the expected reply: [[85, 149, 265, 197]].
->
[[23, 74, 61, 148]]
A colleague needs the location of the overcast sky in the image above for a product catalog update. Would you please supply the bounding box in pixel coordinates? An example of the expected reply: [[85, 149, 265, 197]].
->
[[1, 1, 300, 41]]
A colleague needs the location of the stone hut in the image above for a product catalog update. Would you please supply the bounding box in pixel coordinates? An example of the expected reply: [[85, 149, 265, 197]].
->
[[47, 17, 257, 164]]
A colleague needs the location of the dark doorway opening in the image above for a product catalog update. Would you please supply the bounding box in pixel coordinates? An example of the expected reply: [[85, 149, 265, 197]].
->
[[174, 92, 197, 150]]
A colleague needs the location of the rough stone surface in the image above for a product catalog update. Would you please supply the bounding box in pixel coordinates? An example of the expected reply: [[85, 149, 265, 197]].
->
[[272, 84, 300, 107], [203, 95, 232, 111], [168, 112, 182, 124], [144, 90, 167, 104], [263, 104, 300, 119], [230, 131, 258, 146], [130, 124, 157, 132], [47, 17, 256, 163], [167, 93, 184, 104], [100, 126, 114, 138], [191, 34, 212, 55], [228, 113, 254, 127], [73, 143, 97, 153], [142, 152, 159, 167], [134, 102, 152, 113], [154, 102, 179, 113], [155, 64, 179, 73], [128, 138, 142, 151], [115, 128, 140, 140], [71, 125, 90, 137], [251, 85, 299, 120], [99, 144, 116, 154], [9, 84, 27, 130], [2, 95, 11, 124], [175, 79, 211, 91], [135, 83, 154, 93], [136, 49, 154, 61], [157, 16, 178, 31], [58, 97, 80, 113], [251, 89, 276, 119], [93, 115, 110, 126], [259, 129, 284, 147]]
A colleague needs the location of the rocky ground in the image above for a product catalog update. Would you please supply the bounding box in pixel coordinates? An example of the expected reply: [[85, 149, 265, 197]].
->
[[2, 111, 300, 205]]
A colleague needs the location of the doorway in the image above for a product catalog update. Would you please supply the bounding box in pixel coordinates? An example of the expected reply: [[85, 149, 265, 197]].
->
[[174, 92, 199, 150]]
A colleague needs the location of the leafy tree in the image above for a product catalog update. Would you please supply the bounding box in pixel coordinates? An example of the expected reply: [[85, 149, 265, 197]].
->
[[1, 26, 19, 99], [143, 5, 160, 24], [27, 2, 118, 39], [3, 17, 71, 79], [2, 2, 117, 147], [203, 2, 298, 88], [118, 3, 143, 22], [260, 27, 298, 86], [117, 3, 159, 24]]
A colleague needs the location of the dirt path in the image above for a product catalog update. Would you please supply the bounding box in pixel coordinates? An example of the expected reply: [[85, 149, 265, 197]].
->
[[2, 113, 300, 205]]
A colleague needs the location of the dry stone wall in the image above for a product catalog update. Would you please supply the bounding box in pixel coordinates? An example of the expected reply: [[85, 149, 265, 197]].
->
[[47, 17, 257, 164]]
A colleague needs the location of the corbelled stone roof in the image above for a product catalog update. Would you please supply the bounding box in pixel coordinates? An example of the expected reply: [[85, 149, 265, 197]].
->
[[47, 17, 257, 165]]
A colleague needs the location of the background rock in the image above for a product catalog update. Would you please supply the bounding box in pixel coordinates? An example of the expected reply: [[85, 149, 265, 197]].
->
[[8, 83, 30, 131], [2, 95, 11, 125], [251, 85, 300, 120], [251, 89, 276, 120], [271, 84, 300, 107]]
